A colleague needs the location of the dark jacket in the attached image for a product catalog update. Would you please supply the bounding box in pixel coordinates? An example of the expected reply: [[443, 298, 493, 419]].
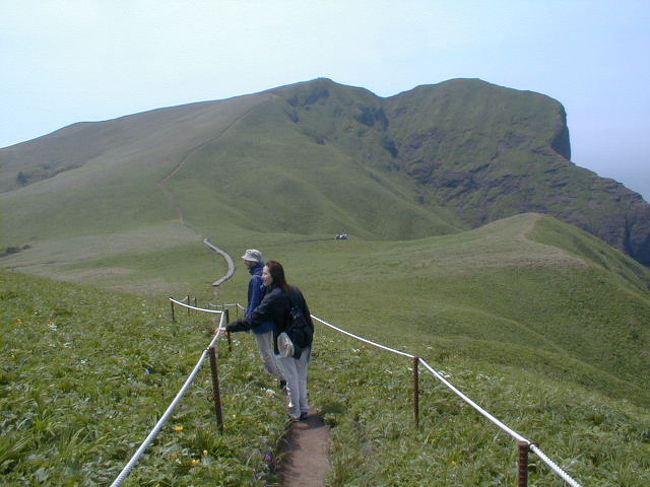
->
[[246, 262, 274, 334], [227, 286, 313, 355]]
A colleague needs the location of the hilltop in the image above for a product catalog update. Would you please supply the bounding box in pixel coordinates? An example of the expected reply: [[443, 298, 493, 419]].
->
[[1, 78, 649, 268]]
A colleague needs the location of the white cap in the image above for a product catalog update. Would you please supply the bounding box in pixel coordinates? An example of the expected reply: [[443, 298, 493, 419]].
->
[[241, 249, 262, 262]]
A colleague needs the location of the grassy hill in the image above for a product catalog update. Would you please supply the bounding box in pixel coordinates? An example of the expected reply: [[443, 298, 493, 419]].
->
[[1, 78, 649, 267], [2, 217, 649, 485], [1, 77, 649, 484]]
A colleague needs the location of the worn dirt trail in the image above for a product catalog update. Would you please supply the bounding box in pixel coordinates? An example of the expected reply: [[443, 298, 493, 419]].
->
[[275, 412, 331, 487]]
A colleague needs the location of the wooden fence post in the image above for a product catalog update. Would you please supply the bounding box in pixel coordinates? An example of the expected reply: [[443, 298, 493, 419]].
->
[[208, 346, 224, 434], [518, 441, 529, 487], [413, 356, 420, 428], [224, 308, 232, 352], [170, 300, 175, 322]]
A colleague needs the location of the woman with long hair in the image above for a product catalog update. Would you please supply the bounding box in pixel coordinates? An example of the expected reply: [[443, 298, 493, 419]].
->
[[225, 260, 314, 421]]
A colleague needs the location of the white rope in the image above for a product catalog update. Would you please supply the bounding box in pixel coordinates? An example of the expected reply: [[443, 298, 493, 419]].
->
[[110, 319, 227, 487], [530, 444, 582, 487], [312, 313, 583, 487], [312, 315, 415, 359], [161, 301, 583, 487], [208, 303, 244, 309], [169, 297, 224, 315], [418, 358, 529, 443]]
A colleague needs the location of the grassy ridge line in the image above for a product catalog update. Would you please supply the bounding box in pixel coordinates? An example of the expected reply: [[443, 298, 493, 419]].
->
[[3, 77, 650, 268], [4, 208, 647, 403], [255, 213, 649, 403], [157, 97, 274, 231]]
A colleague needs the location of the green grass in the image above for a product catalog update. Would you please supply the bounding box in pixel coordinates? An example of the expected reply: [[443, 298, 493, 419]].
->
[[0, 271, 286, 486], [2, 270, 648, 486], [4, 78, 648, 268], [313, 333, 650, 486], [4, 211, 648, 402]]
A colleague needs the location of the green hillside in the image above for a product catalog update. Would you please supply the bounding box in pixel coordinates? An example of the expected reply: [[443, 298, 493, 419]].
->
[[7, 205, 645, 404], [1, 77, 649, 484], [2, 78, 649, 267], [2, 233, 649, 485]]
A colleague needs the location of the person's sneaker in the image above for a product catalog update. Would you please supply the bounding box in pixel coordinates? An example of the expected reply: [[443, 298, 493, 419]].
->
[[299, 412, 309, 420]]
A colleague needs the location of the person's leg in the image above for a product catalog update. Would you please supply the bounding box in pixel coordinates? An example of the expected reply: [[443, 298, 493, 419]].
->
[[276, 355, 300, 419], [255, 331, 284, 381], [296, 347, 311, 416]]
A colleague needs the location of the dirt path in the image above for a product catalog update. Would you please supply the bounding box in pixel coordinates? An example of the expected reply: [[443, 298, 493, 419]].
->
[[157, 99, 271, 231], [202, 244, 331, 485], [275, 412, 331, 487], [202, 239, 235, 286]]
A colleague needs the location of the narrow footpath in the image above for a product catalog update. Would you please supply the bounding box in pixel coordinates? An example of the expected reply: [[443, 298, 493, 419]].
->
[[206, 244, 332, 486], [275, 412, 331, 487]]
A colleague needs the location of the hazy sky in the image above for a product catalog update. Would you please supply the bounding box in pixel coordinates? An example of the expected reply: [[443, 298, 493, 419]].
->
[[2, 0, 649, 200]]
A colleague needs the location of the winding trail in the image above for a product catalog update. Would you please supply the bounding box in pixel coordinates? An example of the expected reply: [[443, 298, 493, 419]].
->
[[202, 241, 332, 485], [155, 98, 332, 484], [202, 238, 235, 286], [157, 98, 271, 232]]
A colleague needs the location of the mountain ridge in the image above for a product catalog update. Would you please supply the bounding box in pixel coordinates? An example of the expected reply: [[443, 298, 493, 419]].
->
[[1, 77, 649, 265]]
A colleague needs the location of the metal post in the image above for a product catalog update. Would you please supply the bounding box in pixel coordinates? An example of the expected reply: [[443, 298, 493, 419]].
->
[[208, 346, 224, 434], [170, 300, 175, 322], [518, 441, 529, 487], [413, 356, 420, 428]]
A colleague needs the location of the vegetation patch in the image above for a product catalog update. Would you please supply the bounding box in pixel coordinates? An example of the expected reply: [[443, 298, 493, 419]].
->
[[2, 270, 649, 485]]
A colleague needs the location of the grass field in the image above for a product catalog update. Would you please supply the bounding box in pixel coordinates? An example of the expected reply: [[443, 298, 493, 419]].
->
[[2, 267, 648, 486], [2, 207, 650, 485]]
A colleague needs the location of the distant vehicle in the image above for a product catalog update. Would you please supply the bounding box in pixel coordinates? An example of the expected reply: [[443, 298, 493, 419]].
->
[[335, 234, 349, 240]]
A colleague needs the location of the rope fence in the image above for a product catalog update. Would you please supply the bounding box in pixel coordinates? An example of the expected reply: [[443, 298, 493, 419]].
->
[[110, 302, 228, 487], [111, 297, 583, 487], [312, 314, 583, 487]]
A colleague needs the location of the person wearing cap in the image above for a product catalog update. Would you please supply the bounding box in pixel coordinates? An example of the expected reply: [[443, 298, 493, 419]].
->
[[241, 249, 285, 388]]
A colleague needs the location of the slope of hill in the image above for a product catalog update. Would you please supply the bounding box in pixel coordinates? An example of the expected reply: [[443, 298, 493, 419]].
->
[[245, 212, 649, 404], [2, 254, 649, 486], [1, 78, 649, 267]]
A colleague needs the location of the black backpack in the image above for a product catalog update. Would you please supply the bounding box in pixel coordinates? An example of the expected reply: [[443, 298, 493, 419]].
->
[[285, 291, 314, 358]]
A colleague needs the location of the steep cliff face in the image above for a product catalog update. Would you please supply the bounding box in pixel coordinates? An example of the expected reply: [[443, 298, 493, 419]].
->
[[387, 79, 650, 265]]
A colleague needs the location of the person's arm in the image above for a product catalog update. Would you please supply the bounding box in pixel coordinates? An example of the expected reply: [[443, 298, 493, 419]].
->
[[227, 288, 280, 332]]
